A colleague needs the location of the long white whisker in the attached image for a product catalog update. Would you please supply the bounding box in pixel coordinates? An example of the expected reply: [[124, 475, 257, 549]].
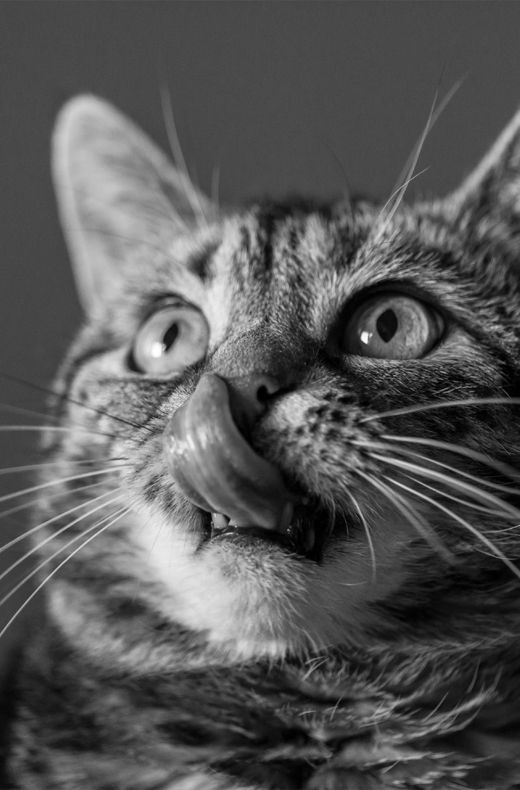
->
[[0, 374, 151, 434], [385, 476, 520, 581], [368, 451, 520, 520], [0, 403, 64, 424], [373, 79, 463, 238], [361, 396, 520, 424], [355, 468, 453, 562], [159, 85, 209, 230], [381, 435, 520, 482], [372, 167, 430, 224], [356, 440, 519, 497], [0, 506, 131, 641], [0, 480, 116, 524], [352, 438, 520, 500], [346, 490, 377, 583], [0, 491, 125, 582], [0, 488, 125, 558], [0, 425, 118, 439], [0, 466, 129, 507], [0, 457, 127, 477], [0, 505, 130, 614], [400, 473, 510, 517]]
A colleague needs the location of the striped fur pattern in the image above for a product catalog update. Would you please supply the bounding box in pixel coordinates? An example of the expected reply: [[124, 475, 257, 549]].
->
[[3, 96, 520, 788]]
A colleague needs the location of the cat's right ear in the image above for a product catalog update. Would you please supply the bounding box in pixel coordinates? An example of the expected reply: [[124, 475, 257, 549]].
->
[[446, 109, 520, 223], [52, 95, 215, 314]]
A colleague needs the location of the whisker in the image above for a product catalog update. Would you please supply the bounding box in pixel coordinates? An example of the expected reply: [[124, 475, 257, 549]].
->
[[494, 523, 520, 534], [0, 479, 117, 524], [372, 167, 430, 225], [361, 396, 520, 424], [373, 78, 463, 237], [0, 425, 119, 439], [0, 372, 153, 434], [356, 440, 519, 497], [0, 487, 124, 557], [0, 466, 129, 507], [345, 490, 377, 583], [355, 468, 453, 562], [0, 504, 130, 606], [380, 434, 520, 483], [159, 84, 210, 230], [0, 503, 128, 615], [0, 505, 131, 641], [367, 450, 520, 520], [400, 473, 510, 517], [385, 476, 520, 581], [318, 134, 354, 217], [0, 403, 65, 425], [0, 457, 127, 477], [0, 490, 125, 581]]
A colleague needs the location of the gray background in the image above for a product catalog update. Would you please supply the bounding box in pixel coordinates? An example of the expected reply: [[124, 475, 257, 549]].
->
[[1, 0, 520, 658]]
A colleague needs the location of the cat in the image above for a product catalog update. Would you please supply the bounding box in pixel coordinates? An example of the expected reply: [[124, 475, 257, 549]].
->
[[2, 93, 520, 789]]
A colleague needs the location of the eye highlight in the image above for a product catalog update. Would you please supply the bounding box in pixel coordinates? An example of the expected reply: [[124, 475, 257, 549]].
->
[[131, 304, 209, 375], [341, 293, 444, 360]]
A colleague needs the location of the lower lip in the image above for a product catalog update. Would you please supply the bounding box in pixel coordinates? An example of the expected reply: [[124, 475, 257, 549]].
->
[[209, 524, 300, 553]]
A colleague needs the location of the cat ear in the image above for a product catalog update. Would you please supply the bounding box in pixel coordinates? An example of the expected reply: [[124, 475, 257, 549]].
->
[[447, 109, 520, 222], [52, 95, 214, 313]]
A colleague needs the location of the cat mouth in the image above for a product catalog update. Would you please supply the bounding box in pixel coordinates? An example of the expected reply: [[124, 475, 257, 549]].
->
[[164, 372, 335, 561], [203, 500, 332, 561]]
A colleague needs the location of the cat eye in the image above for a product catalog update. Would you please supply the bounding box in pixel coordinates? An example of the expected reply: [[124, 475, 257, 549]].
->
[[341, 293, 444, 360], [131, 304, 209, 375]]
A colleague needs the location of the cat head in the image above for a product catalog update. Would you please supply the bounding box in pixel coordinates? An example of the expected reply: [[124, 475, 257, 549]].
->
[[46, 95, 520, 664]]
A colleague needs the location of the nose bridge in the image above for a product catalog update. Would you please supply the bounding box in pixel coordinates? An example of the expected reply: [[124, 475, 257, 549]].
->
[[209, 323, 312, 384]]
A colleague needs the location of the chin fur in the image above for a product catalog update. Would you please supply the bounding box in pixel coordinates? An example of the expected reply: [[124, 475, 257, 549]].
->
[[124, 505, 408, 661]]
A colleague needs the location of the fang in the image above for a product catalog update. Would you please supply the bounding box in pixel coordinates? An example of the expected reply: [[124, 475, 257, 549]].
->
[[211, 512, 229, 531]]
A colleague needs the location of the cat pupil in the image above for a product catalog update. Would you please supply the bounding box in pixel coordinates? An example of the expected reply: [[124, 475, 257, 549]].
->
[[376, 309, 398, 342], [162, 322, 179, 352]]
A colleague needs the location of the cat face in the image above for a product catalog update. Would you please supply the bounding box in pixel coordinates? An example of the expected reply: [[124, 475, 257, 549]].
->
[[46, 97, 520, 662]]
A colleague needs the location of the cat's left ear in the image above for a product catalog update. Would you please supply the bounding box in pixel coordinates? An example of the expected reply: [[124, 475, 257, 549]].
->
[[52, 95, 215, 314], [446, 109, 520, 223]]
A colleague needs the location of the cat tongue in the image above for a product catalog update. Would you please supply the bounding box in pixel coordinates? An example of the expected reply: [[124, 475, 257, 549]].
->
[[164, 373, 293, 530]]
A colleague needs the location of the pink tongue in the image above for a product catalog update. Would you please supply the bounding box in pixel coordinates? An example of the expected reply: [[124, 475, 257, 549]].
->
[[164, 374, 292, 530]]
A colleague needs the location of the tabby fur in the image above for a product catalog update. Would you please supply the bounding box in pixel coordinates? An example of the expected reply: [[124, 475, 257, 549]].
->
[[2, 96, 520, 788]]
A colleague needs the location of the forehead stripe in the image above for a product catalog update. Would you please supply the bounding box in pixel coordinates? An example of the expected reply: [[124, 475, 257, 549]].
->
[[185, 241, 220, 281]]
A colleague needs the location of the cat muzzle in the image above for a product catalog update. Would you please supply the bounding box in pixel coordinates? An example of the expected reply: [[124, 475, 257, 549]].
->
[[163, 373, 302, 547]]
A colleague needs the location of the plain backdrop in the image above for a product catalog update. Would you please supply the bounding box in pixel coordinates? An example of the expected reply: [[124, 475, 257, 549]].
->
[[2, 0, 520, 659]]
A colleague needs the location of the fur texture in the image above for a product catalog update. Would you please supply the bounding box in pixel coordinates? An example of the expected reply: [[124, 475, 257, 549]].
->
[[3, 96, 520, 788]]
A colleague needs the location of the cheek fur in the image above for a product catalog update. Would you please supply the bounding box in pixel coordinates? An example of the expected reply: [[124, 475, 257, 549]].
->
[[53, 335, 520, 664]]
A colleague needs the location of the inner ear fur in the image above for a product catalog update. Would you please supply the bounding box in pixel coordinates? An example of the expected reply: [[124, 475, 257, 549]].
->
[[52, 94, 215, 313]]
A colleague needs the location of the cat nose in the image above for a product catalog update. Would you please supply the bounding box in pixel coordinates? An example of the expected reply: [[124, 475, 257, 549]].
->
[[164, 373, 294, 527], [225, 373, 285, 433]]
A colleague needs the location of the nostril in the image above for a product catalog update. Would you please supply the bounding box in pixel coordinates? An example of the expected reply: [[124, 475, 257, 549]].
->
[[256, 378, 281, 403], [225, 374, 284, 435], [256, 384, 270, 403]]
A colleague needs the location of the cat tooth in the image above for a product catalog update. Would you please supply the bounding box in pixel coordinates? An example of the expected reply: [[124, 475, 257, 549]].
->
[[211, 512, 229, 531]]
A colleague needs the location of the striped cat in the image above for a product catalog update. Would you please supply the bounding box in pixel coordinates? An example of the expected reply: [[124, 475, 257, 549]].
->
[[2, 95, 520, 788]]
